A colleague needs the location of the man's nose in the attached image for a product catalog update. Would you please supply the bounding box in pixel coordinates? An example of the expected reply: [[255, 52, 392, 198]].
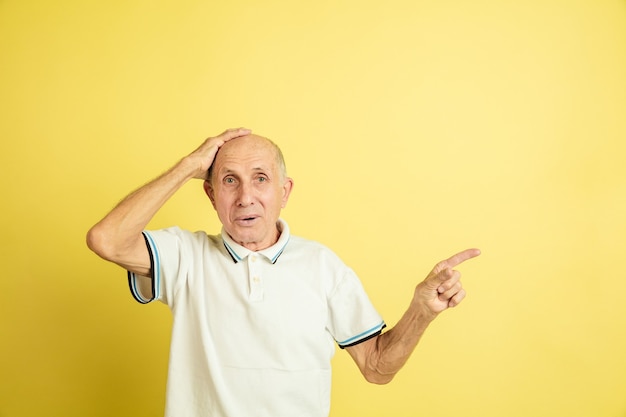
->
[[236, 182, 254, 206]]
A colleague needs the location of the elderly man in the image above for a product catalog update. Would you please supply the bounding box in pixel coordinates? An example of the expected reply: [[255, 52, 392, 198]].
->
[[87, 128, 480, 417]]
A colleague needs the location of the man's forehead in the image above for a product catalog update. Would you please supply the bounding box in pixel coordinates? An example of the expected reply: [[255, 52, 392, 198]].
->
[[215, 136, 277, 172], [218, 164, 272, 175]]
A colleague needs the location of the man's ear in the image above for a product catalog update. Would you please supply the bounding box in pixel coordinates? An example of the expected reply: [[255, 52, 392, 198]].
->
[[203, 180, 216, 208], [281, 177, 294, 208]]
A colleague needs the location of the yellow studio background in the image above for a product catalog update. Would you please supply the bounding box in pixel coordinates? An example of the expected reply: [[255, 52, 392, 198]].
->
[[1, 0, 625, 416]]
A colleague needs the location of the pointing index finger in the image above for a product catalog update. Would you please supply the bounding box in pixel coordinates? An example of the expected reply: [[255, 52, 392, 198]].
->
[[434, 248, 481, 273]]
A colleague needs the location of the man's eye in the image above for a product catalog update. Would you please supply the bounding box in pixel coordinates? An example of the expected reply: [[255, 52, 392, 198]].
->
[[257, 177, 267, 182], [224, 177, 236, 184]]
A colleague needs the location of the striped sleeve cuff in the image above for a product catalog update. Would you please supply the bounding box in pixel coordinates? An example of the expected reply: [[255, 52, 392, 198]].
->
[[127, 232, 160, 304], [337, 321, 387, 349]]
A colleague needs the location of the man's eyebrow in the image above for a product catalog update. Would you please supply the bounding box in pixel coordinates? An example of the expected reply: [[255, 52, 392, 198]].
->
[[218, 166, 270, 176], [219, 168, 236, 175]]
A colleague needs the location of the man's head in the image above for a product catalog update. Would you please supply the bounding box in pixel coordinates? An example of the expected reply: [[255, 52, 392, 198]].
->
[[203, 134, 293, 251]]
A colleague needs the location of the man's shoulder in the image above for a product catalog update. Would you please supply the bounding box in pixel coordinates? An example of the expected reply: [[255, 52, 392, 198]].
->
[[287, 234, 327, 250], [285, 234, 343, 261], [145, 226, 221, 247]]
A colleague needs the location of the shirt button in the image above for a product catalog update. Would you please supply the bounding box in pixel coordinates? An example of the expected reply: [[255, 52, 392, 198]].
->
[[253, 276, 260, 283]]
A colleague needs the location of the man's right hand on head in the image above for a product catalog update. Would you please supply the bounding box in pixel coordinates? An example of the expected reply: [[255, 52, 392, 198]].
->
[[187, 128, 252, 180]]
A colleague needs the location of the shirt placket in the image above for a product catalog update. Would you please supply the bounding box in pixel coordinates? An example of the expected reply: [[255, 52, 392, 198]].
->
[[247, 254, 264, 302]]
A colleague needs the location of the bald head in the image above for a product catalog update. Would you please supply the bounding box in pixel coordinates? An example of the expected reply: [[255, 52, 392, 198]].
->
[[207, 134, 287, 185]]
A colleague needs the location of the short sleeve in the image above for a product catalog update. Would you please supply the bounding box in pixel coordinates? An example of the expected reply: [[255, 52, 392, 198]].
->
[[326, 268, 386, 349], [127, 227, 193, 307]]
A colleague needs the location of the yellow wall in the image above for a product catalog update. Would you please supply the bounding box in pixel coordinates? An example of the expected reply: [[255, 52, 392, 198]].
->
[[1, 0, 625, 416]]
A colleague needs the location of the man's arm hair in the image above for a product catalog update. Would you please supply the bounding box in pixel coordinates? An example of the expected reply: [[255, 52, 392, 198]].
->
[[345, 248, 480, 384], [86, 128, 251, 276]]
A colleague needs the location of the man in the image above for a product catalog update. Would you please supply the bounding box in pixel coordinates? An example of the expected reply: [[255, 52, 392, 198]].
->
[[87, 128, 480, 417]]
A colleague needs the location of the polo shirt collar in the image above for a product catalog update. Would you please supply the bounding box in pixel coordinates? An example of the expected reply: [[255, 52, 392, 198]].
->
[[221, 219, 290, 264]]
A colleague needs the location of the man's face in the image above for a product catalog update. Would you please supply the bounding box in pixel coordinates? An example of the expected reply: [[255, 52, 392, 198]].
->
[[205, 135, 293, 251]]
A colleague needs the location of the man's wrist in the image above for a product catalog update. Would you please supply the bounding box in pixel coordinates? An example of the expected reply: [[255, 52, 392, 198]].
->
[[409, 298, 438, 326], [174, 155, 205, 181]]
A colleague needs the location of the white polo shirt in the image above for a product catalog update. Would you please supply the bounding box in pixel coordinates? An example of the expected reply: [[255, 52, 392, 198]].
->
[[128, 219, 385, 417]]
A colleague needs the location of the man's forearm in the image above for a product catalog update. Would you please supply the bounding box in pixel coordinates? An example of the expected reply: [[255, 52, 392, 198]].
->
[[348, 249, 478, 385], [365, 302, 435, 384], [87, 157, 196, 266]]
